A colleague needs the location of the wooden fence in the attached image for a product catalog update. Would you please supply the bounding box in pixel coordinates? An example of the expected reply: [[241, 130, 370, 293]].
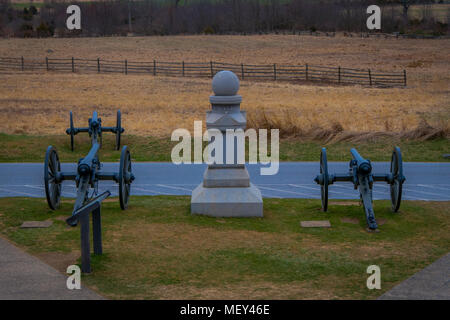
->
[[0, 57, 407, 87], [345, 32, 448, 39]]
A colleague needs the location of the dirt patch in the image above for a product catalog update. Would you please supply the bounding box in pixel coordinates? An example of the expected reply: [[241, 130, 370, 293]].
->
[[53, 215, 68, 222], [35, 251, 80, 273], [341, 217, 359, 224], [107, 221, 349, 264], [110, 222, 304, 257], [330, 201, 359, 206], [106, 280, 341, 300]]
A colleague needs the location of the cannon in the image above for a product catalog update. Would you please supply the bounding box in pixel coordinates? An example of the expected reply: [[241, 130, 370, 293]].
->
[[67, 110, 123, 151], [44, 110, 135, 226], [314, 147, 405, 231]]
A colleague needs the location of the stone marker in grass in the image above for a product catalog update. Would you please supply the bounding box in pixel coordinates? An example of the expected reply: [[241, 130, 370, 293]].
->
[[300, 220, 331, 228], [191, 71, 263, 217], [20, 221, 53, 228]]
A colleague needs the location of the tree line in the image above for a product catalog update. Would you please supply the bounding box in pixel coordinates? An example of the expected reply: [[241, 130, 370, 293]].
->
[[0, 0, 448, 38]]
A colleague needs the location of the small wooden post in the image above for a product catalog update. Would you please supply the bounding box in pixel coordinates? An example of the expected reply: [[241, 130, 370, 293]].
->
[[368, 69, 372, 86], [45, 57, 49, 71], [153, 60, 156, 76], [273, 63, 277, 81], [97, 58, 100, 73], [241, 63, 244, 80], [338, 66, 341, 84], [305, 64, 308, 81], [71, 57, 74, 73], [21, 56, 24, 71], [125, 59, 128, 75], [403, 70, 407, 86], [210, 61, 214, 78], [182, 61, 185, 77]]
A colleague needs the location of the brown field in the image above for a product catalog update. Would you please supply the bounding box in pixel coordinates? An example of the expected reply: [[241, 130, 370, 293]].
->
[[0, 35, 449, 138]]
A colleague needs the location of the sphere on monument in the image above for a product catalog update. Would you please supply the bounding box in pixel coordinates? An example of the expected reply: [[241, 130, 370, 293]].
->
[[212, 70, 240, 96]]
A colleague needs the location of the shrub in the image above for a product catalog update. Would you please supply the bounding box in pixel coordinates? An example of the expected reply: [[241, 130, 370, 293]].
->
[[203, 26, 214, 35], [37, 22, 53, 37], [29, 5, 38, 15]]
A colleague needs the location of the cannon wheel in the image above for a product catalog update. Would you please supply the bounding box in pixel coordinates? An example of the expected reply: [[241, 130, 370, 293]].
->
[[44, 146, 62, 210], [390, 146, 404, 212], [119, 145, 132, 210], [320, 147, 329, 212], [69, 111, 75, 151], [115, 110, 122, 151]]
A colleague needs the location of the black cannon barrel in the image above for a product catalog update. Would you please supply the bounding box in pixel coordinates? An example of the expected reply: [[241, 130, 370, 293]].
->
[[89, 111, 100, 132], [77, 142, 100, 175], [91, 111, 99, 124], [350, 148, 372, 175]]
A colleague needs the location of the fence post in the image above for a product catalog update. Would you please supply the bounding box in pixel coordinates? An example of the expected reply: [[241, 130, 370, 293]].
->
[[125, 60, 127, 75], [305, 64, 308, 81], [338, 66, 341, 84], [368, 69, 372, 86], [21, 56, 24, 71], [210, 61, 214, 78], [46, 57, 49, 71], [182, 61, 185, 77], [153, 60, 156, 76], [273, 63, 277, 81], [403, 70, 407, 86], [97, 58, 100, 73], [241, 63, 244, 80], [71, 57, 74, 73]]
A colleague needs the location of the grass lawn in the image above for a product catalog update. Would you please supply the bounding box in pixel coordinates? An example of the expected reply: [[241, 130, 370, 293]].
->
[[0, 133, 449, 162], [0, 196, 448, 299]]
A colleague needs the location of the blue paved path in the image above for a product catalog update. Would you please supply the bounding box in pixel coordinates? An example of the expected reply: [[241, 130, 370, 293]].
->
[[0, 162, 449, 200]]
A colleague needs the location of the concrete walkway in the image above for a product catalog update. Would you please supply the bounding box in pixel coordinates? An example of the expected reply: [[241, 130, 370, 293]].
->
[[0, 237, 103, 300], [379, 253, 450, 300]]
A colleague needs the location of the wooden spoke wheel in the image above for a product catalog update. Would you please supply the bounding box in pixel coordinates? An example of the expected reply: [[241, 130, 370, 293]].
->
[[69, 111, 75, 151], [320, 147, 329, 212], [44, 146, 62, 210], [119, 146, 132, 210], [390, 146, 404, 212], [115, 110, 122, 151]]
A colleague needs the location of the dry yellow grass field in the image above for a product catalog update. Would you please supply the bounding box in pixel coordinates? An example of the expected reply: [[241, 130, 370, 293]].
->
[[0, 35, 449, 138]]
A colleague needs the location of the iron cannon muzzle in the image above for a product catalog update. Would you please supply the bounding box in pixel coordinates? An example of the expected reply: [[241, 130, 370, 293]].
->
[[77, 163, 91, 176], [350, 148, 372, 175], [358, 162, 372, 175]]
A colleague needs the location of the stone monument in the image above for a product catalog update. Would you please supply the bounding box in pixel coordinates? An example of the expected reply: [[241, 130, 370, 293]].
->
[[191, 70, 263, 217]]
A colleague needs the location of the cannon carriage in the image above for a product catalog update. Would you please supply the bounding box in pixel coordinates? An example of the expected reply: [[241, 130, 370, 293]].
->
[[314, 147, 405, 231], [44, 110, 134, 226]]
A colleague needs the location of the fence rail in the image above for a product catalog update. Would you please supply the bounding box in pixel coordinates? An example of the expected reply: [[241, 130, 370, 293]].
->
[[0, 56, 406, 87]]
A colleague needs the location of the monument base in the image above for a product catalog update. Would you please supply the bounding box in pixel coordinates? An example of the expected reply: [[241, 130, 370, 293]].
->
[[191, 183, 263, 217]]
